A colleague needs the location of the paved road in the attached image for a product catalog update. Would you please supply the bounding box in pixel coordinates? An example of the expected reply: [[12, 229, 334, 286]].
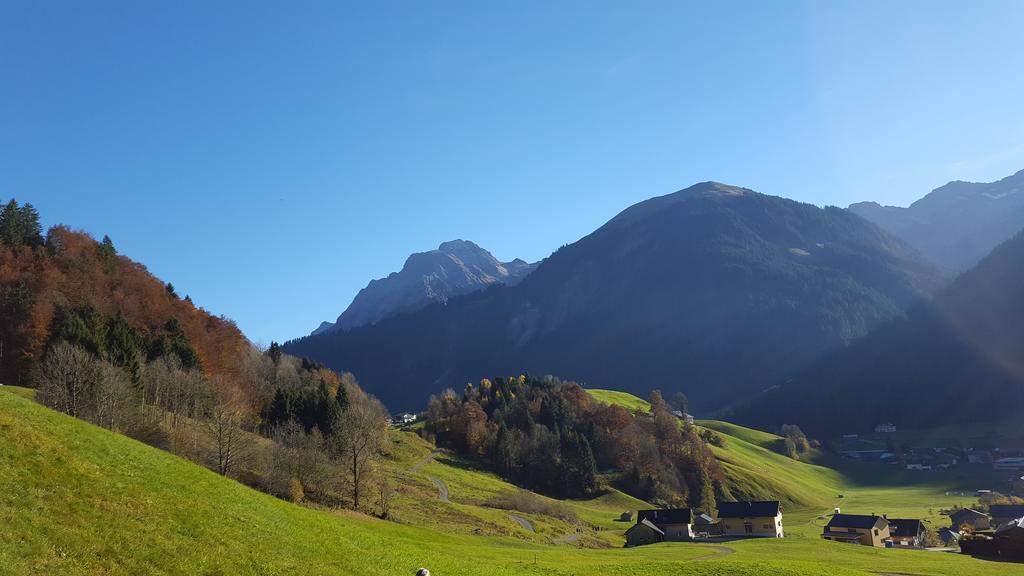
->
[[508, 514, 534, 532], [430, 476, 450, 502], [552, 533, 579, 544]]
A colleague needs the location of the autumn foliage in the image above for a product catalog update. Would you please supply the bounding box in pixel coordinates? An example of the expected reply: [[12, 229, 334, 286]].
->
[[0, 217, 246, 393]]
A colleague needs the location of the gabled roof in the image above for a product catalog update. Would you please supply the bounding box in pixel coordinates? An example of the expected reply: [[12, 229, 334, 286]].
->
[[637, 508, 692, 525], [717, 501, 781, 518], [990, 504, 1024, 518], [888, 518, 924, 537], [695, 513, 715, 525], [938, 528, 961, 542], [626, 518, 665, 537], [995, 517, 1024, 534], [826, 514, 887, 530], [950, 508, 988, 521]]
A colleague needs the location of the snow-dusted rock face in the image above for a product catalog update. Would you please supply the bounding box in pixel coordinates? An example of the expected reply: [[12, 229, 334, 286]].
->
[[850, 169, 1024, 272], [314, 240, 535, 334]]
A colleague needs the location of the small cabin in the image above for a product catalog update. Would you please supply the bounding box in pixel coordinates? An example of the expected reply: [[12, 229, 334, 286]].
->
[[888, 518, 925, 547], [950, 508, 990, 531], [625, 509, 694, 546]]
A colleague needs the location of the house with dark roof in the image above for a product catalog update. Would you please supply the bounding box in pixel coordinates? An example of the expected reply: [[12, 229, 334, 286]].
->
[[717, 501, 784, 538], [950, 508, 990, 531], [822, 514, 890, 547], [624, 518, 665, 547], [990, 504, 1024, 529], [888, 518, 925, 547], [625, 509, 694, 546]]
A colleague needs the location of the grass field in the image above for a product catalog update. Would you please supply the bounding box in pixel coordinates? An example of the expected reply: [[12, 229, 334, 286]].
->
[[3, 386, 1024, 575]]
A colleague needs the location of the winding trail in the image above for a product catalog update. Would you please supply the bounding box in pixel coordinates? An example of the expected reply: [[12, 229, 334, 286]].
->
[[690, 545, 735, 562], [409, 450, 450, 502], [430, 476, 450, 502], [508, 514, 535, 532]]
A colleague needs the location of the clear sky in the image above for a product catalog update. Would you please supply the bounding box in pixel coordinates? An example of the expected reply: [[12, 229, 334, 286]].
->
[[2, 1, 1023, 344]]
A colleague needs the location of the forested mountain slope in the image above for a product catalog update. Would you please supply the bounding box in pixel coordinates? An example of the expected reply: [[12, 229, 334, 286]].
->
[[740, 230, 1024, 434]]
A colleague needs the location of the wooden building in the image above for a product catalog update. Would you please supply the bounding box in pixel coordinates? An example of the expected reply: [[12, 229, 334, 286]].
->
[[888, 518, 925, 547], [624, 508, 694, 546], [950, 508, 990, 531]]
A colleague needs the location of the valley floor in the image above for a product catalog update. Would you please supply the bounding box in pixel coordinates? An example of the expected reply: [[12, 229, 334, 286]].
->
[[2, 386, 1022, 576]]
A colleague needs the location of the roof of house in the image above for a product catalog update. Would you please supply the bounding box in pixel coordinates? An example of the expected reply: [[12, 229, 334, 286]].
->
[[995, 517, 1024, 534], [695, 513, 715, 525], [888, 518, 924, 538], [826, 514, 888, 530], [625, 518, 665, 537], [637, 508, 692, 525], [990, 504, 1024, 518], [717, 501, 781, 518], [938, 528, 961, 542], [950, 508, 988, 521]]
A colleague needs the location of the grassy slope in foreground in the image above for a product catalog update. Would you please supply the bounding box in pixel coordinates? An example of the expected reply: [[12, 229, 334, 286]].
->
[[3, 389, 1022, 576]]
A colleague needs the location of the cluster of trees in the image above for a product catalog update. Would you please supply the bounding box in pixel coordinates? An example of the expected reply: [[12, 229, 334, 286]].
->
[[778, 424, 814, 460], [0, 199, 43, 249], [423, 375, 728, 511], [2, 200, 393, 517], [0, 208, 246, 389]]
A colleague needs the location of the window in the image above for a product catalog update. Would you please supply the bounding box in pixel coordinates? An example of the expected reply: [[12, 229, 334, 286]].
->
[[874, 529, 879, 536], [763, 524, 772, 529]]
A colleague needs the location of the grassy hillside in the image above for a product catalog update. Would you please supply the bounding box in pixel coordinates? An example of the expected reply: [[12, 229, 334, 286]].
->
[[4, 387, 1022, 575], [587, 388, 652, 413]]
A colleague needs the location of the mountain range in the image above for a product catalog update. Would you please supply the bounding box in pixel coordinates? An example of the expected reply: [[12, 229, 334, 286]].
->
[[849, 169, 1024, 272], [313, 239, 534, 334], [285, 182, 943, 413]]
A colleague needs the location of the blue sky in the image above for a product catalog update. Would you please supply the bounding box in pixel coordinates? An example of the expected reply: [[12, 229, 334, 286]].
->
[[2, 1, 1023, 343]]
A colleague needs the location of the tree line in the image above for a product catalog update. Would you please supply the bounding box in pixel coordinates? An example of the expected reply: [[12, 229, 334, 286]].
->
[[1, 199, 393, 517], [423, 375, 729, 512]]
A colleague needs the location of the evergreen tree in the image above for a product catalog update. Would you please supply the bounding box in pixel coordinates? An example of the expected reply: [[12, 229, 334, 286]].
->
[[97, 235, 117, 273], [267, 341, 282, 365], [0, 199, 43, 249]]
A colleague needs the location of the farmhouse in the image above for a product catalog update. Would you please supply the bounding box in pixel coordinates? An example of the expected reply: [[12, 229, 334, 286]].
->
[[718, 501, 784, 538], [888, 518, 925, 547], [990, 504, 1024, 529], [950, 508, 990, 531], [822, 514, 890, 547], [624, 509, 694, 546]]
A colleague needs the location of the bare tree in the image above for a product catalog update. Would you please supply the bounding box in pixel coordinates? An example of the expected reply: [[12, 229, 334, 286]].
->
[[205, 388, 254, 477], [36, 341, 99, 418], [377, 469, 392, 519], [337, 393, 388, 511]]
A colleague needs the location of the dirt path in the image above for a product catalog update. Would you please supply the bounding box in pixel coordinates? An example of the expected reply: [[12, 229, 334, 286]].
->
[[690, 545, 735, 562], [508, 514, 535, 532], [430, 476, 450, 502], [552, 533, 579, 544], [409, 450, 449, 502], [410, 450, 440, 473]]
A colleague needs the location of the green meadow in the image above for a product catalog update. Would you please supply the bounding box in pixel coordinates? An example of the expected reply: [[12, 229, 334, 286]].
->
[[2, 386, 1023, 575]]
